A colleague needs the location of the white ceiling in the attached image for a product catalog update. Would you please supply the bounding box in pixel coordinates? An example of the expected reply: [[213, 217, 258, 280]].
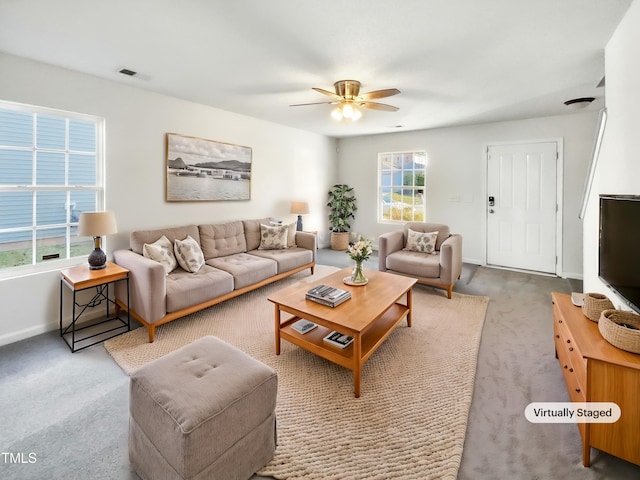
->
[[0, 0, 633, 138]]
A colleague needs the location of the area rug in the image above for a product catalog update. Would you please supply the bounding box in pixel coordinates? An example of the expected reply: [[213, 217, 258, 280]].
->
[[104, 265, 489, 479]]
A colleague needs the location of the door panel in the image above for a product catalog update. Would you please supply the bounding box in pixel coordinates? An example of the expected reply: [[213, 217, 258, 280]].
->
[[487, 142, 557, 273]]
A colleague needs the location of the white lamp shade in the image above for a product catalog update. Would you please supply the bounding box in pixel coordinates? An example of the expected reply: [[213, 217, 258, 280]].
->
[[77, 211, 118, 237], [290, 202, 309, 214]]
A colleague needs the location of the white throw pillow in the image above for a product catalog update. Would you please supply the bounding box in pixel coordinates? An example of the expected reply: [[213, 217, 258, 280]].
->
[[143, 235, 177, 275], [174, 235, 205, 273], [286, 222, 297, 248], [259, 224, 288, 250], [404, 229, 438, 254]]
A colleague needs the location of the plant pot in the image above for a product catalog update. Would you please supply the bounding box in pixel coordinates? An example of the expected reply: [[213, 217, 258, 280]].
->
[[330, 232, 350, 251]]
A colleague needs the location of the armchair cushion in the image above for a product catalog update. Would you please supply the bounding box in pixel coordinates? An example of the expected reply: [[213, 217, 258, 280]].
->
[[403, 222, 450, 250], [404, 229, 438, 253], [386, 250, 441, 278]]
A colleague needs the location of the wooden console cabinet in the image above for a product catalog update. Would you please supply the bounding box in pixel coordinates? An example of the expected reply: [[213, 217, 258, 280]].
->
[[552, 292, 640, 467]]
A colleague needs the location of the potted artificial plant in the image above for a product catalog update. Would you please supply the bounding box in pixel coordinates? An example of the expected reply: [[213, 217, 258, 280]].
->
[[327, 184, 357, 250]]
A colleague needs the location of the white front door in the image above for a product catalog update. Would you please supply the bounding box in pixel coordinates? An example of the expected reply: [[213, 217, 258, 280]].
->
[[486, 142, 558, 273]]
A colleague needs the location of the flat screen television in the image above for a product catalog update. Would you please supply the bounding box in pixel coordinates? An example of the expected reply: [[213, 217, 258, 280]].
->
[[599, 195, 640, 313]]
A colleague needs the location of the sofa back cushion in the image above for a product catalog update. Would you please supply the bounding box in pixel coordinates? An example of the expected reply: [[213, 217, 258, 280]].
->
[[131, 225, 200, 255], [403, 222, 450, 250], [242, 218, 271, 251], [198, 221, 247, 259]]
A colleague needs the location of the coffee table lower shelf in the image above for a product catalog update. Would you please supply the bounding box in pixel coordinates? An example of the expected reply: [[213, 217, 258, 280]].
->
[[277, 303, 409, 397]]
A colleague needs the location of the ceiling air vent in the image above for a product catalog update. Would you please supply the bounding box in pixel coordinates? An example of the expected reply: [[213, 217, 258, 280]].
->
[[119, 68, 137, 76]]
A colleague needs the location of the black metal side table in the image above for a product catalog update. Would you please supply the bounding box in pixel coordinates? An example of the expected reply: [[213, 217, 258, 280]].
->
[[59, 261, 130, 352]]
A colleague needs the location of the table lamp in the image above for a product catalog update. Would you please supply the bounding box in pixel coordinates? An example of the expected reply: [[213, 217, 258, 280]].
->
[[77, 211, 118, 270], [290, 202, 309, 231]]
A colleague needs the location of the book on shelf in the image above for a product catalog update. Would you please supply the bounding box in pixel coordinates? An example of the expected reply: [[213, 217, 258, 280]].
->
[[305, 284, 351, 307], [290, 319, 318, 334], [323, 330, 354, 349]]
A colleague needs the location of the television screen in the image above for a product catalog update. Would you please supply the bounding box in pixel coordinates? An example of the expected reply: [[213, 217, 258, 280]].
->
[[599, 195, 640, 313]]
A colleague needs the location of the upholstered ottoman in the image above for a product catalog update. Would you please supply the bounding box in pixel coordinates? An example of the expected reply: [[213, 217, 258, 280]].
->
[[129, 336, 277, 480]]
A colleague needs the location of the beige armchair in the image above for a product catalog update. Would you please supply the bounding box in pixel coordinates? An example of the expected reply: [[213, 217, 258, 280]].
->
[[378, 222, 462, 298]]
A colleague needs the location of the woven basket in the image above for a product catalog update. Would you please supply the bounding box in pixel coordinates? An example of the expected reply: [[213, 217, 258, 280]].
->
[[598, 309, 640, 354], [582, 292, 614, 322]]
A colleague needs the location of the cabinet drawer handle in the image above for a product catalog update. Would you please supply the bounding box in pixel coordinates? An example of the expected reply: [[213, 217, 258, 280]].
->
[[576, 388, 581, 393], [569, 368, 574, 373], [564, 365, 568, 369], [566, 339, 571, 344], [558, 319, 563, 323], [569, 347, 574, 352], [556, 334, 560, 339]]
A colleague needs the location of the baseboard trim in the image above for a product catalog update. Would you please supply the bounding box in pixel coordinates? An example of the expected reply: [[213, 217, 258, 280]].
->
[[0, 323, 57, 347], [561, 272, 583, 280]]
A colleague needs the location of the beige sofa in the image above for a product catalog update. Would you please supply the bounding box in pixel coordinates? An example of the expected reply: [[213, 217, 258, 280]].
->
[[113, 218, 315, 342], [378, 222, 462, 298]]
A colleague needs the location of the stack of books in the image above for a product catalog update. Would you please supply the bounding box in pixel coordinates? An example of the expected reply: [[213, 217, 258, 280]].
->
[[323, 331, 354, 349], [290, 319, 318, 334], [305, 284, 351, 307]]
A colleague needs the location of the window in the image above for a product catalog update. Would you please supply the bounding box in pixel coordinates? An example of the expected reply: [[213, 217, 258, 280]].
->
[[378, 151, 426, 223], [0, 101, 104, 273]]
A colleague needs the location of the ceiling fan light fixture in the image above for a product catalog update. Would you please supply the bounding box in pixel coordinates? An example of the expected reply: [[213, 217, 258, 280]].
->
[[292, 79, 399, 123], [342, 103, 354, 118], [331, 102, 362, 122], [331, 107, 343, 121]]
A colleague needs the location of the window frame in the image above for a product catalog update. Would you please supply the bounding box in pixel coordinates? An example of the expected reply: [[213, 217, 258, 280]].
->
[[377, 150, 427, 224], [0, 100, 106, 279]]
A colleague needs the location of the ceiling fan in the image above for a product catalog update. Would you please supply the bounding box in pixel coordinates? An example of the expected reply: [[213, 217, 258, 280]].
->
[[291, 80, 400, 121]]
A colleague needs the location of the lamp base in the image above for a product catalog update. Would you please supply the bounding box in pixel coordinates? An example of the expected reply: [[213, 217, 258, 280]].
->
[[296, 215, 303, 231], [88, 247, 107, 270]]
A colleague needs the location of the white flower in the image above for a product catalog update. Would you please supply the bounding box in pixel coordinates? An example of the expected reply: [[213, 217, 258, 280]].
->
[[347, 237, 373, 262]]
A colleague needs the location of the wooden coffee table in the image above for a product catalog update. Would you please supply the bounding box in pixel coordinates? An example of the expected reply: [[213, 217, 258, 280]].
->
[[268, 267, 417, 397]]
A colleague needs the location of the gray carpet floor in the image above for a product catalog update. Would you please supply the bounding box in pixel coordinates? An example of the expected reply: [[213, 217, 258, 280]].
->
[[1, 249, 639, 479]]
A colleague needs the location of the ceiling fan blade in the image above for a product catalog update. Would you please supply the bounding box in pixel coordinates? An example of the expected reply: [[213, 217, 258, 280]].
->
[[312, 87, 342, 100], [359, 88, 401, 100], [290, 101, 340, 107], [360, 101, 399, 112]]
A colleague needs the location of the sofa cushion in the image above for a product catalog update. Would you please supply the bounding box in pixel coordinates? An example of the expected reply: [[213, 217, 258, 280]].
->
[[131, 225, 200, 255], [166, 265, 234, 313], [199, 221, 247, 259], [404, 229, 438, 254], [242, 218, 272, 251], [249, 247, 313, 274], [207, 253, 277, 289], [258, 224, 289, 250], [142, 235, 177, 275], [174, 235, 205, 273], [386, 250, 441, 278]]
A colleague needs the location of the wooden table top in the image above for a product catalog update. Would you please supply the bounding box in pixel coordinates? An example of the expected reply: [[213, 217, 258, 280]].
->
[[60, 261, 129, 290], [268, 267, 416, 333]]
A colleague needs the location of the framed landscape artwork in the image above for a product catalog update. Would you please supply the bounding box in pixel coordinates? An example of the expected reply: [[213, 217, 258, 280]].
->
[[166, 133, 252, 201]]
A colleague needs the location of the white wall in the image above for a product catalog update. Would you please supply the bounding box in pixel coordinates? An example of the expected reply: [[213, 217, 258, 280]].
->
[[337, 112, 598, 277], [583, 0, 640, 308], [0, 53, 337, 345]]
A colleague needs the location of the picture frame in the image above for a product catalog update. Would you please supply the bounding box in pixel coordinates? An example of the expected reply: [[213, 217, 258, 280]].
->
[[166, 133, 252, 202]]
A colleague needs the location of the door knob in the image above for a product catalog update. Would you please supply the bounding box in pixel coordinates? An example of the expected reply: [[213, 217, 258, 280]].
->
[[489, 209, 495, 214]]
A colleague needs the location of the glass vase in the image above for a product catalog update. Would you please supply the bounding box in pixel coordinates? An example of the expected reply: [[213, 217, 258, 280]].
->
[[351, 260, 367, 284]]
